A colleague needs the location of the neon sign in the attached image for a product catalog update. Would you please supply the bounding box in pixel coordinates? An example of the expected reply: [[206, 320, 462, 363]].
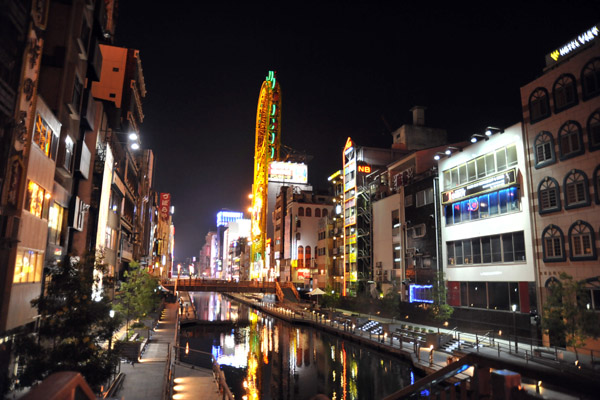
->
[[409, 284, 433, 303], [357, 164, 371, 174], [546, 24, 599, 66], [442, 169, 516, 204]]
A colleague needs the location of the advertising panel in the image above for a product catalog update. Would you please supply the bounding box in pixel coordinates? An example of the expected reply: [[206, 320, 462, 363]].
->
[[268, 161, 308, 184], [160, 193, 171, 220]]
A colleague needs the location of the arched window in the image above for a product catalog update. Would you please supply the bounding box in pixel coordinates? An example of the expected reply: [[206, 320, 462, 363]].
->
[[563, 169, 590, 209], [298, 246, 304, 268], [315, 208, 321, 218], [322, 208, 328, 217], [541, 225, 566, 262], [533, 131, 556, 168], [305, 246, 311, 267], [538, 177, 561, 214], [594, 165, 600, 204], [588, 109, 600, 151], [568, 220, 597, 261], [558, 121, 584, 160], [582, 57, 600, 100], [298, 207, 304, 217], [306, 207, 312, 217], [528, 87, 550, 123], [553, 74, 578, 112]]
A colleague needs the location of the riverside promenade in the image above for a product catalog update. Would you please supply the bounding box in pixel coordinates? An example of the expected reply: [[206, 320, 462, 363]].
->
[[112, 300, 222, 400], [225, 293, 599, 399]]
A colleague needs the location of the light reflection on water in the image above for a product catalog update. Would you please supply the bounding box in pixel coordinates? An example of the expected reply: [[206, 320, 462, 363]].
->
[[182, 292, 418, 400]]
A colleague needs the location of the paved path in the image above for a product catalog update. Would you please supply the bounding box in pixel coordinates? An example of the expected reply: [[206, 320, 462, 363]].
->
[[114, 301, 222, 400]]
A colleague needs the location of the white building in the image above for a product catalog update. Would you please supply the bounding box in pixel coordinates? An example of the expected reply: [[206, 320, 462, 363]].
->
[[438, 123, 537, 333]]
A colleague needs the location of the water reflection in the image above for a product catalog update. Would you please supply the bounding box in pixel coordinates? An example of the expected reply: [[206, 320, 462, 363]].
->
[[182, 293, 418, 400]]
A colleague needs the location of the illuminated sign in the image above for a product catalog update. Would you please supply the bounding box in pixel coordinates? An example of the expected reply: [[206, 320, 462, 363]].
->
[[357, 164, 371, 174], [217, 210, 244, 227], [409, 284, 433, 303], [546, 24, 599, 66], [442, 169, 517, 204], [160, 193, 171, 220], [297, 268, 310, 280], [268, 162, 308, 184], [343, 137, 353, 154]]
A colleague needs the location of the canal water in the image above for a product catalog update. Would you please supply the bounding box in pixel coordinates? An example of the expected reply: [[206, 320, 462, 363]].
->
[[180, 292, 420, 400]]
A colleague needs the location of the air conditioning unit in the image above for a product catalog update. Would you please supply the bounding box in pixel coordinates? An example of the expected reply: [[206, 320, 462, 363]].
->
[[406, 248, 416, 258]]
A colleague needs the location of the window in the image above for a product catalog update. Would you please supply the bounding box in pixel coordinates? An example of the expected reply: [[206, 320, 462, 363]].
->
[[306, 207, 312, 217], [506, 144, 518, 167], [564, 169, 589, 209], [529, 87, 551, 123], [298, 207, 304, 217], [296, 232, 301, 240], [553, 74, 578, 112], [404, 194, 413, 207], [416, 188, 433, 207], [64, 136, 74, 172], [569, 221, 596, 260], [467, 161, 476, 181], [411, 224, 426, 238], [444, 186, 519, 225], [13, 248, 44, 283], [534, 131, 556, 168], [315, 208, 321, 218], [305, 246, 312, 267], [322, 208, 328, 217], [542, 225, 565, 262], [33, 113, 56, 158], [25, 180, 48, 218], [538, 177, 561, 214], [71, 76, 83, 115], [391, 210, 400, 236], [581, 57, 600, 100], [298, 246, 304, 268], [47, 203, 64, 245], [558, 121, 584, 160], [296, 219, 301, 228], [588, 110, 600, 151], [447, 231, 526, 266], [105, 227, 117, 249]]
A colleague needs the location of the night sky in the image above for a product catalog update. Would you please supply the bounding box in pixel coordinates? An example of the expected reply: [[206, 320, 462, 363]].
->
[[114, 1, 599, 260]]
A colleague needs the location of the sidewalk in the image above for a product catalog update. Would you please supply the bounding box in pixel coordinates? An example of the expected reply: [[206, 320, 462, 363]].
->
[[113, 301, 221, 400]]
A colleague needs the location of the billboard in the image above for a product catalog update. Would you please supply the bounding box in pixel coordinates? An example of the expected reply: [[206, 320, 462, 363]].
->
[[160, 193, 171, 220], [268, 162, 307, 184]]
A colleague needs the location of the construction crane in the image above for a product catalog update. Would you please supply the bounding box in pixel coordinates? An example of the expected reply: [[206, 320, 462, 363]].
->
[[250, 71, 281, 280]]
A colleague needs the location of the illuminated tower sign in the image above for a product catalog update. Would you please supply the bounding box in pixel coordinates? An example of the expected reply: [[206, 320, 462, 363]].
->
[[342, 137, 357, 295], [250, 71, 281, 280]]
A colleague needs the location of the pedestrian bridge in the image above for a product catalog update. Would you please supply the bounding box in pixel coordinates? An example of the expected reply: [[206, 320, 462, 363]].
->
[[161, 279, 300, 302]]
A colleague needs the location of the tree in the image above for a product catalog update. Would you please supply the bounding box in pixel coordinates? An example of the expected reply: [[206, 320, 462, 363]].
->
[[542, 272, 600, 354], [12, 253, 120, 392], [430, 270, 454, 322], [114, 261, 160, 337]]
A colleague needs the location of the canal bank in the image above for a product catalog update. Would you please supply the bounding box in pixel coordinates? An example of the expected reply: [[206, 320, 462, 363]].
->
[[213, 292, 599, 399]]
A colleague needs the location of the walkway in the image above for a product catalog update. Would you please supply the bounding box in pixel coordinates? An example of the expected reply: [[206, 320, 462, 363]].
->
[[113, 301, 222, 400], [225, 293, 599, 399]]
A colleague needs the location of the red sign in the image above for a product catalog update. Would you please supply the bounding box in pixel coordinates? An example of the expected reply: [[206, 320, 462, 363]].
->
[[160, 193, 171, 220]]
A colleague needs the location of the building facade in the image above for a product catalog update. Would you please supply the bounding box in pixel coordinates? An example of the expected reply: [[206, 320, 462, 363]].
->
[[520, 24, 600, 343]]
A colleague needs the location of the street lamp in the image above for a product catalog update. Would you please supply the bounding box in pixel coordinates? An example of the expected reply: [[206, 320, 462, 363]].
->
[[511, 304, 518, 353]]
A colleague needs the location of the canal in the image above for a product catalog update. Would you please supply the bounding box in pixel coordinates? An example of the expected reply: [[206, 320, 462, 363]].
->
[[180, 292, 421, 400]]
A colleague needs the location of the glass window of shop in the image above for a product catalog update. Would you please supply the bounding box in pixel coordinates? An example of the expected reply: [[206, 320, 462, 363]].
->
[[488, 282, 510, 310], [469, 282, 487, 308], [447, 231, 526, 266], [443, 144, 518, 190], [444, 186, 519, 225]]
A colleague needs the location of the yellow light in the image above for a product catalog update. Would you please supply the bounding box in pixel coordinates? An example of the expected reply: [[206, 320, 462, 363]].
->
[[185, 341, 189, 355], [44, 193, 51, 199], [248, 194, 253, 199], [173, 385, 185, 391], [173, 395, 185, 400]]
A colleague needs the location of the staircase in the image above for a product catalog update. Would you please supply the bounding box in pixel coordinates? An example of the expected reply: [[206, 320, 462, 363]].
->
[[439, 338, 475, 353]]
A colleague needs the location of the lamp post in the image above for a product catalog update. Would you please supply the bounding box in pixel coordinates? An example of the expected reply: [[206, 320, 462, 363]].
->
[[512, 304, 518, 353]]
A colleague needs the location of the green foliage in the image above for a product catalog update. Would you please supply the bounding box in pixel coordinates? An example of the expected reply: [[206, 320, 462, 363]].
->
[[542, 272, 600, 350], [381, 287, 401, 317], [114, 261, 160, 337], [319, 285, 340, 308], [430, 270, 454, 322], [12, 253, 120, 392]]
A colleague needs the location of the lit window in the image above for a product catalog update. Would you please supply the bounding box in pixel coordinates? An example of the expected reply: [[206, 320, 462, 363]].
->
[[33, 113, 55, 157], [558, 121, 583, 160], [581, 57, 600, 100], [534, 131, 556, 168], [48, 203, 64, 245], [553, 74, 578, 112], [587, 109, 600, 151], [25, 181, 46, 218], [13, 248, 44, 283], [542, 225, 565, 262], [568, 221, 596, 260], [538, 177, 561, 214], [564, 170, 589, 209], [528, 87, 550, 123]]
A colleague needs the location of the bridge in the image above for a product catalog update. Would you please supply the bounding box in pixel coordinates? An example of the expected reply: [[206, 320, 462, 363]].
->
[[161, 279, 300, 302]]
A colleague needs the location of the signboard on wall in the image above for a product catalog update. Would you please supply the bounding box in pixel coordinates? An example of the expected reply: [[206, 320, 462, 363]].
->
[[268, 162, 308, 184], [160, 193, 171, 220], [441, 169, 517, 204]]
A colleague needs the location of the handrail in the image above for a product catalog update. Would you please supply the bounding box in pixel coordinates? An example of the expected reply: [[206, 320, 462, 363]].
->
[[103, 372, 125, 398]]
